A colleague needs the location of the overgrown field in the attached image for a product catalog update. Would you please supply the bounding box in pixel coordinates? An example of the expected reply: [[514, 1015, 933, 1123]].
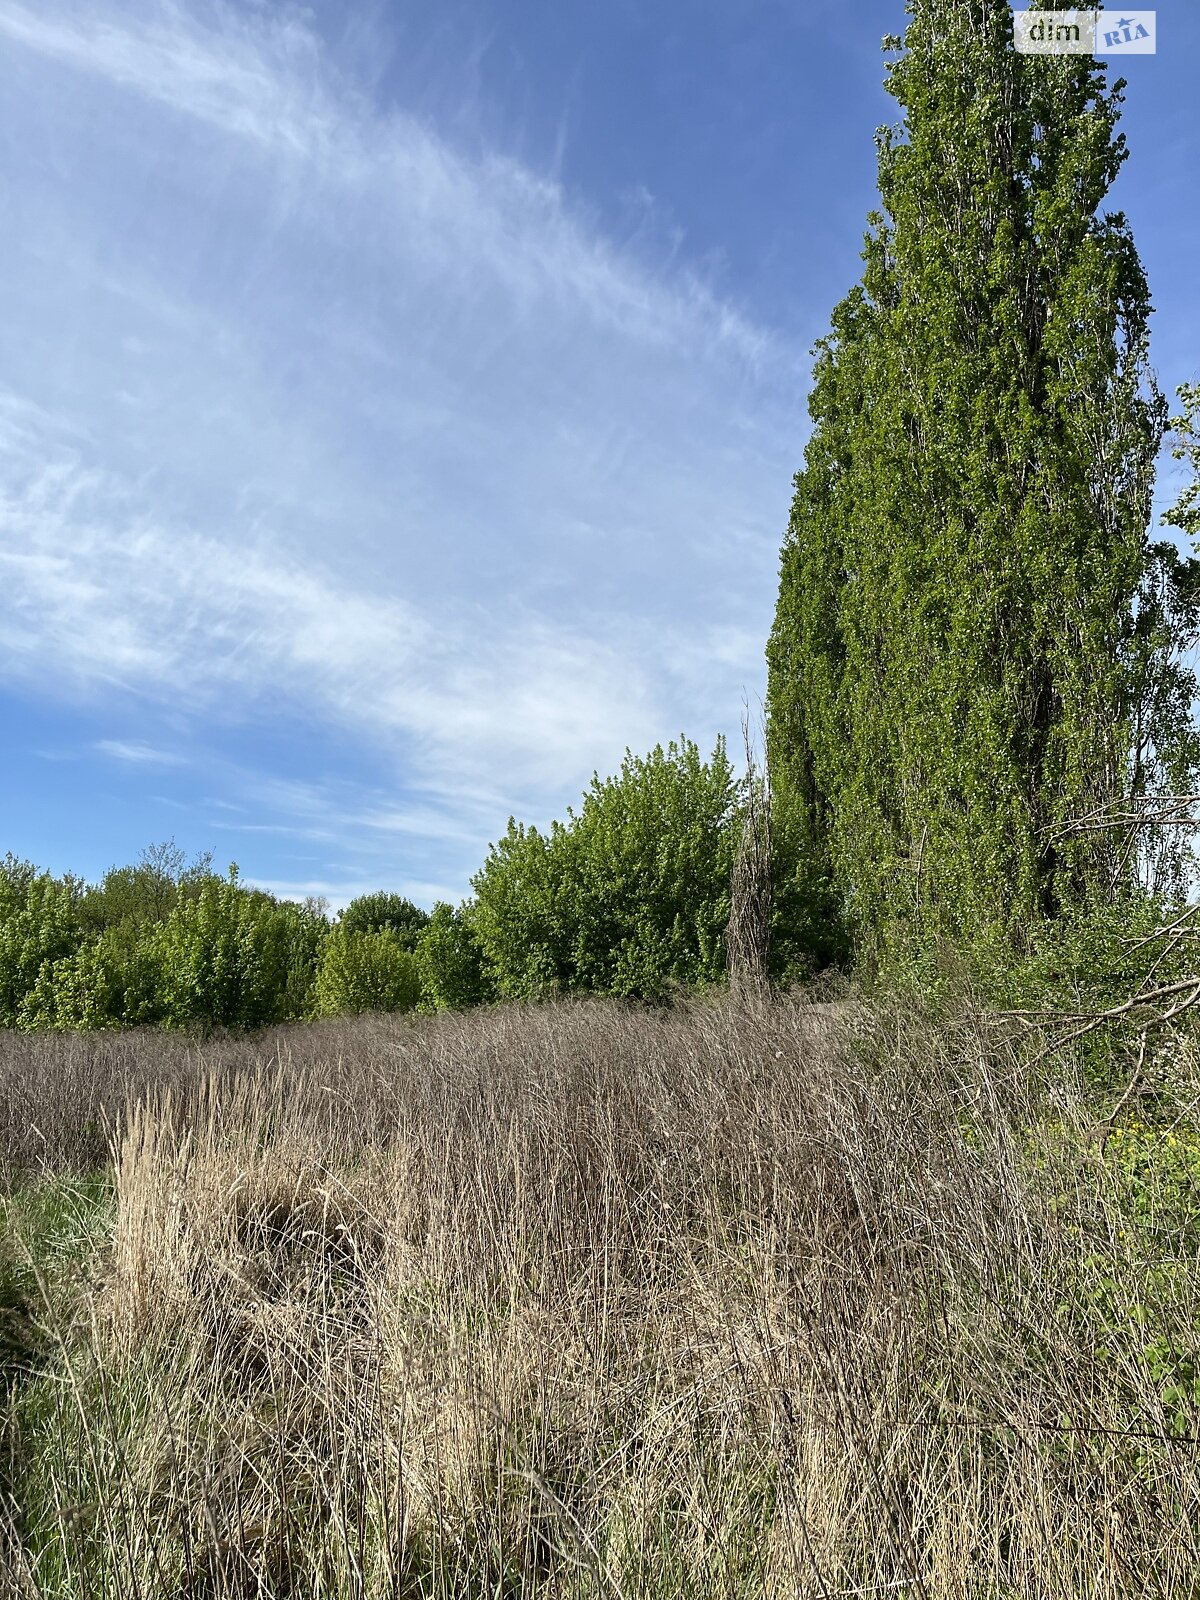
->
[[1, 994, 1199, 1597]]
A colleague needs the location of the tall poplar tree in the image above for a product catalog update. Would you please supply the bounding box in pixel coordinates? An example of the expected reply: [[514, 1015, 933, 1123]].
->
[[767, 0, 1174, 968]]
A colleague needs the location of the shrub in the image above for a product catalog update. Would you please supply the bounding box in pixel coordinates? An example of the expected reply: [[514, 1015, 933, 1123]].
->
[[0, 860, 85, 1028], [472, 737, 740, 1001], [255, 897, 328, 1021], [311, 926, 422, 1017], [415, 901, 493, 1012], [18, 922, 167, 1031], [469, 821, 574, 999], [149, 867, 314, 1030]]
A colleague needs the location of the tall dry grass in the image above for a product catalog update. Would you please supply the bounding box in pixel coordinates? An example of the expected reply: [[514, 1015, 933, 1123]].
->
[[2, 993, 1198, 1597]]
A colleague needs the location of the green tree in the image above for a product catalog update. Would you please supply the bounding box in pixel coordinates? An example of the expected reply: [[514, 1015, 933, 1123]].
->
[[469, 820, 574, 999], [311, 926, 422, 1017], [766, 0, 1172, 972], [415, 902, 494, 1013], [19, 922, 167, 1031], [472, 738, 739, 1001], [337, 892, 430, 951], [150, 866, 317, 1030], [1122, 383, 1200, 902], [562, 738, 738, 998], [79, 840, 213, 934], [0, 860, 85, 1028], [11, 860, 324, 1032], [256, 898, 328, 1021], [1166, 384, 1200, 547]]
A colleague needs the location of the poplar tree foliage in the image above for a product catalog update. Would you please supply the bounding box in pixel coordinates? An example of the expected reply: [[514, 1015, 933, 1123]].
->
[[1168, 386, 1200, 548], [767, 0, 1185, 969]]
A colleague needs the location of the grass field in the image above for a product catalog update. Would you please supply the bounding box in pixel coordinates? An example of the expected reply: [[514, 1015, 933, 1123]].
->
[[1, 991, 1198, 1597]]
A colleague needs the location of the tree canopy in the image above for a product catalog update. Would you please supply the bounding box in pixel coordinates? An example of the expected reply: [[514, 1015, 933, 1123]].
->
[[472, 738, 740, 1001], [767, 0, 1183, 971]]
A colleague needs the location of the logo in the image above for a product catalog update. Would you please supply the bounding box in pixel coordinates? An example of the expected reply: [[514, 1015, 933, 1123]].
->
[[1097, 11, 1155, 51], [1012, 9, 1156, 55]]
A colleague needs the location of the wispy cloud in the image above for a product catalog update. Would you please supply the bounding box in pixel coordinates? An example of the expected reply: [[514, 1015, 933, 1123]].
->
[[357, 806, 492, 845], [210, 820, 335, 841], [0, 0, 775, 367], [0, 439, 664, 802], [94, 738, 187, 766], [0, 0, 798, 892]]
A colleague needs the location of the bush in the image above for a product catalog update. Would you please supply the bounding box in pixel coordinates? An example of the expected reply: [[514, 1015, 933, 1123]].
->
[[415, 902, 493, 1012], [0, 860, 85, 1028], [469, 822, 574, 999], [311, 926, 422, 1017], [472, 737, 740, 1001], [18, 922, 167, 1031], [149, 868, 321, 1030], [255, 897, 328, 1021]]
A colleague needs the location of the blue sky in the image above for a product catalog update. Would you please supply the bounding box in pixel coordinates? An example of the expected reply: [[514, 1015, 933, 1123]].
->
[[2, 1, 1198, 909]]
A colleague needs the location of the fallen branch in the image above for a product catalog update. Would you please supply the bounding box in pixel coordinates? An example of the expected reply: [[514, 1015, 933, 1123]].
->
[[1006, 974, 1200, 1054]]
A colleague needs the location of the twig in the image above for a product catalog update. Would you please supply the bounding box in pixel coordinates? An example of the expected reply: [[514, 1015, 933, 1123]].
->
[[1097, 1030, 1148, 1154]]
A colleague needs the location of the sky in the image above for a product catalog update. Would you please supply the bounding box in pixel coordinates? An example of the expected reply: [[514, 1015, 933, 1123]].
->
[[2, 1, 1199, 910]]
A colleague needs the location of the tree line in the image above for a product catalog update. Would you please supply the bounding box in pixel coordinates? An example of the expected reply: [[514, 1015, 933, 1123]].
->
[[1, 740, 743, 1031]]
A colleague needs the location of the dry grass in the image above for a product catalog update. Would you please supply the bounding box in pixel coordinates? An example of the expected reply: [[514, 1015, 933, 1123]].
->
[[1, 992, 1198, 1597]]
